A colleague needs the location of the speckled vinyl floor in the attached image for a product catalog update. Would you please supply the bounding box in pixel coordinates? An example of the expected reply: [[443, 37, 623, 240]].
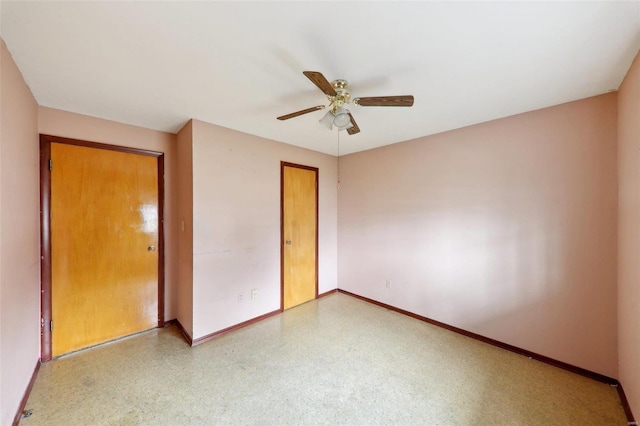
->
[[22, 293, 627, 425]]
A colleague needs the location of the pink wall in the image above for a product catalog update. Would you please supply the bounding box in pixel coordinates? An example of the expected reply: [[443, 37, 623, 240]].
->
[[189, 120, 338, 339], [38, 107, 179, 320], [0, 39, 40, 426], [176, 120, 194, 336], [617, 50, 640, 418], [338, 93, 619, 377]]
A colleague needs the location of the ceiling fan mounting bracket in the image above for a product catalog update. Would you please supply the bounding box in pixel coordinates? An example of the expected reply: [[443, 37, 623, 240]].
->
[[331, 79, 349, 91]]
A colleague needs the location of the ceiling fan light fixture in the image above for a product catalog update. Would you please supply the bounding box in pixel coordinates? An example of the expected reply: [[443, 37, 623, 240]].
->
[[333, 107, 352, 129], [319, 111, 334, 130]]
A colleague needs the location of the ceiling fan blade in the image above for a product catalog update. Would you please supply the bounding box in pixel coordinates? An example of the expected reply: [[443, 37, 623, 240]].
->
[[277, 105, 325, 121], [347, 113, 360, 135], [354, 95, 414, 107], [303, 71, 337, 97]]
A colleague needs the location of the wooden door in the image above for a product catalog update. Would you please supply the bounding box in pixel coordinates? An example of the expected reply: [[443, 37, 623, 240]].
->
[[44, 138, 163, 357], [282, 162, 318, 310]]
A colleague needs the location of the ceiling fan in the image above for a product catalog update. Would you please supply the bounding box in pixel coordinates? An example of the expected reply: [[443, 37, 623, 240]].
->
[[277, 71, 414, 135]]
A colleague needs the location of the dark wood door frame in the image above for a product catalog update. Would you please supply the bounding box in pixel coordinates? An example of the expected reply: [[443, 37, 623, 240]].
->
[[280, 161, 319, 311], [39, 134, 165, 361]]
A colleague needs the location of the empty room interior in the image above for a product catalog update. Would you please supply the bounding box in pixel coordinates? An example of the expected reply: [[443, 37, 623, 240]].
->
[[1, 1, 639, 425]]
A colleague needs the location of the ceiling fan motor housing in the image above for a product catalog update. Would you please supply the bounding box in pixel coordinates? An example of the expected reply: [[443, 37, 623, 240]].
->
[[330, 80, 350, 109]]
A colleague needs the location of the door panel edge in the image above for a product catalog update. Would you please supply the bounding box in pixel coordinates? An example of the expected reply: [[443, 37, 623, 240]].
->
[[157, 153, 165, 327], [39, 135, 52, 362]]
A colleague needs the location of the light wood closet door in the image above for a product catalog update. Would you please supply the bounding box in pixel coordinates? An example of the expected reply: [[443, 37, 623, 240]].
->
[[282, 163, 318, 310], [51, 142, 159, 356]]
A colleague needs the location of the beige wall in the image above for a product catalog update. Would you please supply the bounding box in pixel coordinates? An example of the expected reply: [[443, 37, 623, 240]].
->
[[176, 120, 194, 336], [339, 93, 619, 377], [0, 39, 40, 426], [38, 107, 179, 320], [617, 50, 640, 418], [189, 120, 338, 339]]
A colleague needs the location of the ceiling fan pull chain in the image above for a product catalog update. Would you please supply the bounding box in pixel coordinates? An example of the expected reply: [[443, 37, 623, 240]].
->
[[337, 129, 341, 190]]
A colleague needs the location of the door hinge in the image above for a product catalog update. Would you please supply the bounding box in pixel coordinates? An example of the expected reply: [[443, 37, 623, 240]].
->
[[50, 320, 53, 332], [41, 317, 45, 328], [49, 159, 52, 171]]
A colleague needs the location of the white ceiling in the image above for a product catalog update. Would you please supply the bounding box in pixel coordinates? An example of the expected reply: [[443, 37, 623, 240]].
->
[[2, 1, 639, 155]]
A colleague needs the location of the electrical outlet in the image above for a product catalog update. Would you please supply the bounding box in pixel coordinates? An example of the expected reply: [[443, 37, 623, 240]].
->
[[238, 292, 244, 303], [385, 280, 391, 289], [251, 288, 258, 300]]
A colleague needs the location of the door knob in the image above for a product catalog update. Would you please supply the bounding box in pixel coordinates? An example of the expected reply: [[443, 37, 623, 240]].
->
[[148, 245, 156, 252], [285, 240, 292, 245]]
